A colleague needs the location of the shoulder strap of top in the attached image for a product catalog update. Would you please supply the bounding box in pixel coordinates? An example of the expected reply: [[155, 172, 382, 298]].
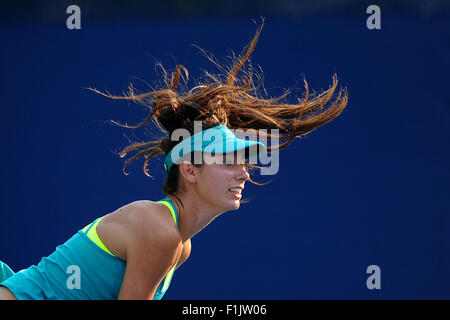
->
[[156, 197, 184, 294], [157, 198, 179, 227]]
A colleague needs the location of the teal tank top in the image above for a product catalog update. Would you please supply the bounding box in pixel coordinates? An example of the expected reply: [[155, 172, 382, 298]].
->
[[0, 198, 181, 300]]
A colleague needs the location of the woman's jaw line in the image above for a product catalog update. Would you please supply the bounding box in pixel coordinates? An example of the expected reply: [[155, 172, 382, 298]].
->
[[166, 191, 240, 241]]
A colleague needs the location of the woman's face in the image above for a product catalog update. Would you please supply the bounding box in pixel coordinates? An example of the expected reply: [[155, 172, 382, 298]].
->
[[195, 152, 250, 213]]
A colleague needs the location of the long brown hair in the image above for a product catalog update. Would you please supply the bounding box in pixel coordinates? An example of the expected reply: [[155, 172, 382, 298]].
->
[[88, 21, 348, 199]]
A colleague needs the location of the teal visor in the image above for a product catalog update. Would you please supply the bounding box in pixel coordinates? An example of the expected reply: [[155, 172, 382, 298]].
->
[[164, 125, 266, 171]]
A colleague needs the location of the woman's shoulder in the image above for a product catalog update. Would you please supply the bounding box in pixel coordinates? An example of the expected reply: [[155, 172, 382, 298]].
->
[[95, 200, 180, 261], [112, 200, 181, 243]]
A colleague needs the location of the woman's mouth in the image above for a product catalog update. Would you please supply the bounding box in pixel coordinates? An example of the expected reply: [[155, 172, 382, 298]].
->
[[228, 187, 242, 199]]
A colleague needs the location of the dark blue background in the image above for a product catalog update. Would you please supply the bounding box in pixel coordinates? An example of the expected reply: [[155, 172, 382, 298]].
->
[[1, 1, 449, 299]]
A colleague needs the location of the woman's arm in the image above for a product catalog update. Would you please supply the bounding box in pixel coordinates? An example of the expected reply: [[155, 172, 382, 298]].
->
[[117, 202, 183, 300]]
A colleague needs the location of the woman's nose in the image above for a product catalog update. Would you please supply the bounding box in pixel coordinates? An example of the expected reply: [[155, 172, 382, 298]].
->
[[236, 164, 250, 181]]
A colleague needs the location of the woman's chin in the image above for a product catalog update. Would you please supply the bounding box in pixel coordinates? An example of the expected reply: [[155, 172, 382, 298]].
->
[[230, 199, 241, 210], [215, 192, 242, 212], [221, 200, 241, 212]]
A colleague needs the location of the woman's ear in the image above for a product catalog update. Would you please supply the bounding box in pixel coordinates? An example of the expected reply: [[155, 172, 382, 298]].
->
[[178, 161, 198, 184]]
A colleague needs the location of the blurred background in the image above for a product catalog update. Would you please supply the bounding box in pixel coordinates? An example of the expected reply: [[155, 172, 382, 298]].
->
[[1, 0, 449, 299]]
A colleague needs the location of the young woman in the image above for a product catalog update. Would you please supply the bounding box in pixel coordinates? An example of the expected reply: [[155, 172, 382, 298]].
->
[[0, 23, 348, 300]]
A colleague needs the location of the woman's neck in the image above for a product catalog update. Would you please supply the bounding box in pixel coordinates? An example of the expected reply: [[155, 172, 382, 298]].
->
[[167, 192, 224, 243]]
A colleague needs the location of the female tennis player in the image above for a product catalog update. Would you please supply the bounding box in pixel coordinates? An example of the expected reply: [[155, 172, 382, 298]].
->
[[0, 23, 348, 300]]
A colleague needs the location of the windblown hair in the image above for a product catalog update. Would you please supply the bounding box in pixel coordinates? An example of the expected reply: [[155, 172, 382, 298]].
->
[[88, 21, 348, 198]]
